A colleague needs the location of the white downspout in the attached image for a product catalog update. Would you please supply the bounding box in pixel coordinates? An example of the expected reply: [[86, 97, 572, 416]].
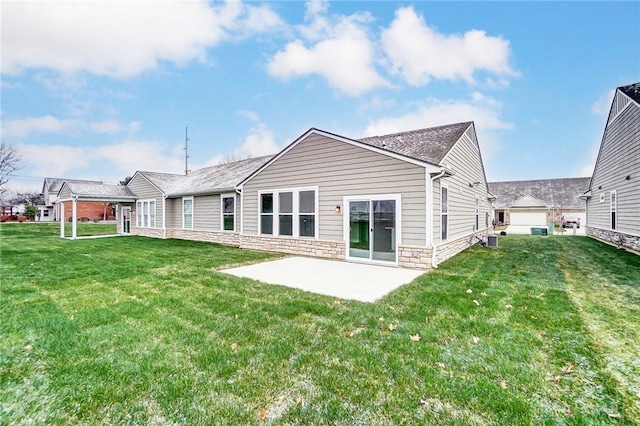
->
[[162, 195, 167, 238], [236, 187, 243, 234], [430, 169, 447, 268]]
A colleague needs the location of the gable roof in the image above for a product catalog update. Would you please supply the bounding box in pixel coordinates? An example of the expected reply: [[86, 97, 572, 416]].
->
[[511, 194, 547, 208], [358, 122, 472, 164], [134, 171, 189, 194], [58, 181, 136, 200], [488, 177, 590, 209], [619, 82, 640, 104], [43, 177, 103, 195], [167, 155, 273, 197], [239, 123, 469, 187]]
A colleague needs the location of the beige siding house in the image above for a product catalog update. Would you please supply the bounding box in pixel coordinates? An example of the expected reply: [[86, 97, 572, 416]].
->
[[583, 82, 640, 252], [118, 122, 492, 270]]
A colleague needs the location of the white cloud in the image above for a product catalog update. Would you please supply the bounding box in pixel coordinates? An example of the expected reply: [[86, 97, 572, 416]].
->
[[2, 116, 80, 138], [89, 120, 140, 134], [381, 6, 517, 86], [16, 143, 90, 177], [267, 3, 387, 96], [364, 92, 513, 136], [96, 140, 185, 175], [234, 123, 280, 158], [2, 1, 284, 77], [3, 115, 140, 138], [591, 89, 615, 116]]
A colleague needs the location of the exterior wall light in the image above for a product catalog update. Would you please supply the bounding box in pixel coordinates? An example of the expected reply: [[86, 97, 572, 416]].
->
[[335, 205, 342, 213]]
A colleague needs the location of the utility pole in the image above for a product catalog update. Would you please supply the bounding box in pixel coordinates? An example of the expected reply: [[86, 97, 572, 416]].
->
[[184, 126, 189, 175]]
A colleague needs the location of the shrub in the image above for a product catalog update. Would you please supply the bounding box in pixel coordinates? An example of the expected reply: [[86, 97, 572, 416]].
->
[[17, 216, 27, 223], [0, 215, 9, 222]]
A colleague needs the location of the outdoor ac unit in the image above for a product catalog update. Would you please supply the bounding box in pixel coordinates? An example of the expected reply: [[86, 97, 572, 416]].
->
[[486, 234, 498, 248]]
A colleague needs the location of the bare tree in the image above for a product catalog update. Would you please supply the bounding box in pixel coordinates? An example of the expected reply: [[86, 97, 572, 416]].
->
[[11, 191, 44, 206], [0, 142, 22, 196]]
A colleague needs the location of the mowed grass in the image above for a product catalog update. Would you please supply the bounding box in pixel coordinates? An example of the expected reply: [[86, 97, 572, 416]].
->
[[1, 223, 639, 425]]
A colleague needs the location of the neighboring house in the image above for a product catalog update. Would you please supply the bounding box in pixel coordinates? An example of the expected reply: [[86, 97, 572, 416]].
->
[[122, 122, 492, 269], [582, 82, 640, 252], [41, 177, 107, 221], [489, 177, 590, 227]]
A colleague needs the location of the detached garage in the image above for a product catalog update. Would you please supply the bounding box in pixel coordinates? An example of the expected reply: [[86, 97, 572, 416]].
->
[[510, 211, 547, 226]]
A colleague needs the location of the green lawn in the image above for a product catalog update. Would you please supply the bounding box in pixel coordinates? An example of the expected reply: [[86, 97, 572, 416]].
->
[[1, 223, 639, 425]]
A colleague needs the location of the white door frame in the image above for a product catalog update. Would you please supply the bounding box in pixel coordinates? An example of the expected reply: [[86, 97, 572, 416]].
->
[[121, 206, 131, 234], [343, 194, 402, 266]]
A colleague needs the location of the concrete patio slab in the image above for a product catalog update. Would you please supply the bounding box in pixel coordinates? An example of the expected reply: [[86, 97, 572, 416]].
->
[[221, 257, 425, 303]]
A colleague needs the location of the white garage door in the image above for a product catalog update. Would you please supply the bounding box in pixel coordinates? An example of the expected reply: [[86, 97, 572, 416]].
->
[[510, 212, 547, 226]]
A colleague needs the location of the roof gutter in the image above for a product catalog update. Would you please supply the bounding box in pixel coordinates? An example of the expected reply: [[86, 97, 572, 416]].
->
[[429, 168, 450, 269]]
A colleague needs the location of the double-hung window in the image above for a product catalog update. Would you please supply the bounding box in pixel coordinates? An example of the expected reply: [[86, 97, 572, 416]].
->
[[136, 199, 156, 228], [259, 188, 317, 238], [222, 195, 235, 231], [299, 190, 316, 237], [183, 197, 193, 229], [610, 191, 617, 230], [474, 197, 479, 231], [441, 186, 449, 241], [279, 192, 293, 236]]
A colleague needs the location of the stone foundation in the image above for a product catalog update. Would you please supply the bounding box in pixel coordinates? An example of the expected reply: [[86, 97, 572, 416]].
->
[[166, 229, 240, 246], [587, 226, 640, 254], [398, 245, 433, 269], [435, 230, 486, 265], [239, 235, 345, 260], [131, 227, 165, 239]]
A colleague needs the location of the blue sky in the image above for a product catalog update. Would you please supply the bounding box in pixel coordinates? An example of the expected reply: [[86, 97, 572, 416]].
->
[[2, 0, 639, 193]]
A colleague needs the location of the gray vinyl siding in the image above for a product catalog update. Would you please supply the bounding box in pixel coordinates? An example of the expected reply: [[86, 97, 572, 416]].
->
[[166, 198, 180, 229], [434, 126, 491, 244], [129, 174, 163, 228], [242, 133, 427, 245], [193, 195, 220, 231], [58, 185, 72, 200], [587, 102, 640, 235]]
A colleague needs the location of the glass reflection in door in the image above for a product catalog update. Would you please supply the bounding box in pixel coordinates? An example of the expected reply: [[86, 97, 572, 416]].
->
[[349, 201, 370, 258], [372, 200, 396, 261]]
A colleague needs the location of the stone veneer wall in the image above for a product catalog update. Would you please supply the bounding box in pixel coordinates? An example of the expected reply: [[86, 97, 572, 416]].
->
[[435, 230, 486, 265], [587, 226, 640, 254], [239, 235, 345, 260], [125, 227, 482, 271], [167, 229, 240, 246], [398, 245, 433, 269], [131, 227, 165, 239]]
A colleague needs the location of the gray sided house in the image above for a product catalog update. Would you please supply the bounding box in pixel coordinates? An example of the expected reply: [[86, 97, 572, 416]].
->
[[583, 82, 640, 252], [489, 177, 590, 227], [124, 122, 492, 270]]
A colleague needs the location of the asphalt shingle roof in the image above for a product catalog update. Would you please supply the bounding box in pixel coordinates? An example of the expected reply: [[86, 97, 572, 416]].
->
[[619, 82, 640, 104], [63, 182, 137, 199], [136, 171, 189, 194], [357, 122, 472, 165], [488, 177, 591, 209], [44, 177, 103, 194]]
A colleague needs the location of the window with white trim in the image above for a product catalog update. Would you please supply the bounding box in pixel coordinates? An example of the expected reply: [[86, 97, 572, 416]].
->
[[221, 195, 235, 231], [441, 186, 448, 241], [259, 188, 317, 238], [474, 196, 479, 231], [260, 193, 274, 234], [136, 199, 156, 228], [610, 190, 617, 230], [183, 197, 193, 229]]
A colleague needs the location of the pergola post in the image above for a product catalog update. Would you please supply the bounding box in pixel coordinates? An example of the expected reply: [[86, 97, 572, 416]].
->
[[59, 202, 64, 238], [72, 198, 77, 239]]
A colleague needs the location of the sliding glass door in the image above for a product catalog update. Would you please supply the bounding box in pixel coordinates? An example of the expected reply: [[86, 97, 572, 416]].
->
[[347, 197, 398, 263]]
